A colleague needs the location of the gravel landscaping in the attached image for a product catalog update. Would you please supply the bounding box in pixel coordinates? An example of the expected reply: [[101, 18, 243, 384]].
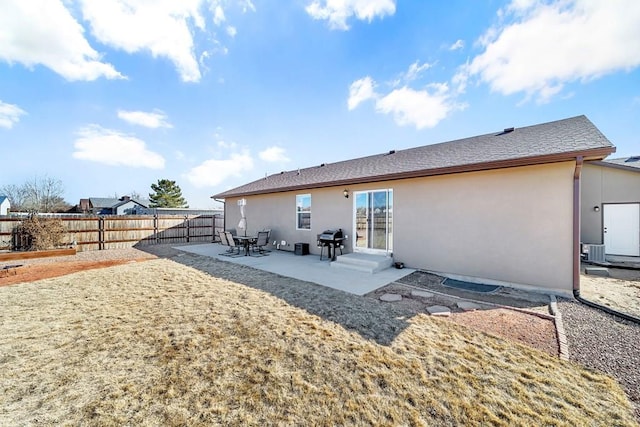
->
[[558, 299, 640, 421]]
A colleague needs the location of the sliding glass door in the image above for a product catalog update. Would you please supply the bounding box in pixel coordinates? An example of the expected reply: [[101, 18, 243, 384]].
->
[[354, 189, 393, 254]]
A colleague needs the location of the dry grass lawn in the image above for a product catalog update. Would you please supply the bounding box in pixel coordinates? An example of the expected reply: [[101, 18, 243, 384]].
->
[[581, 266, 640, 318], [0, 259, 636, 426]]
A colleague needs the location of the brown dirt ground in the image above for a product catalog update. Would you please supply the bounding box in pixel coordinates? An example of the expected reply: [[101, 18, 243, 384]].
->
[[0, 258, 155, 287], [368, 281, 558, 357]]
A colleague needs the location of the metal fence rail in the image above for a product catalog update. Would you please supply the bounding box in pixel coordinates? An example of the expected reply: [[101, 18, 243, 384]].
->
[[0, 214, 224, 252]]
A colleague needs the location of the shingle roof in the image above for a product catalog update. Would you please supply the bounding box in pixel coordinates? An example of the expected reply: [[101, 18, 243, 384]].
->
[[600, 156, 640, 171], [213, 115, 615, 198], [89, 197, 120, 208], [112, 199, 147, 209], [89, 197, 148, 208]]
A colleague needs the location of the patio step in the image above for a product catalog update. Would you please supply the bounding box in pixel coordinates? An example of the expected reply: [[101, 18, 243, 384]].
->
[[330, 253, 393, 274]]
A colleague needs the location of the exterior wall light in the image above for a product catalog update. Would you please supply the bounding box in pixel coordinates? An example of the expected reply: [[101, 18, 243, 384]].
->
[[594, 206, 600, 212], [343, 189, 349, 198]]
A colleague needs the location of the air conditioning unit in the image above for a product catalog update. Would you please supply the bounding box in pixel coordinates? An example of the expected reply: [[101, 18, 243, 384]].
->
[[583, 244, 606, 263]]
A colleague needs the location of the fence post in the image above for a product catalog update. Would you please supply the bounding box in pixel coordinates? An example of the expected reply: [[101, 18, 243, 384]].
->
[[154, 214, 159, 244], [98, 216, 104, 250], [185, 215, 190, 243]]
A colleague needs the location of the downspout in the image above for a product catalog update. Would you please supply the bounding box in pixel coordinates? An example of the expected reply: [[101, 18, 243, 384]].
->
[[213, 198, 226, 239], [572, 156, 583, 297], [571, 158, 640, 324]]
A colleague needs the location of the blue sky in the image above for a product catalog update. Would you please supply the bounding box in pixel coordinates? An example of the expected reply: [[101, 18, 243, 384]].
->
[[1, 0, 639, 209]]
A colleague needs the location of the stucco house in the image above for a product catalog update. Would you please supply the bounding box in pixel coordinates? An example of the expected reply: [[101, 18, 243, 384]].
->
[[0, 195, 10, 215], [581, 156, 640, 257], [213, 116, 615, 296]]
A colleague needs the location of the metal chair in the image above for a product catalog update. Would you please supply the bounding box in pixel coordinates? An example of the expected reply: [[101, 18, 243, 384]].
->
[[251, 230, 270, 255], [221, 231, 241, 256], [218, 230, 233, 255]]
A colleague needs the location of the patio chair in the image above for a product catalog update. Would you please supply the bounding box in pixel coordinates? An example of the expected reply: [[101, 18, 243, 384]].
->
[[261, 228, 272, 249], [218, 230, 234, 254], [224, 231, 240, 255], [251, 230, 270, 256], [222, 231, 241, 256]]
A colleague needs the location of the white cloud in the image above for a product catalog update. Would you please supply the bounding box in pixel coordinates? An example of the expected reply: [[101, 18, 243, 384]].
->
[[240, 0, 256, 13], [349, 73, 464, 129], [401, 60, 433, 83], [0, 100, 26, 129], [186, 150, 254, 187], [217, 140, 237, 149], [259, 146, 290, 162], [73, 125, 165, 169], [306, 0, 396, 30], [449, 39, 464, 51], [375, 84, 463, 129], [466, 0, 640, 102], [213, 4, 226, 25], [117, 109, 173, 129], [1, 0, 254, 83], [79, 0, 206, 83], [348, 76, 376, 110], [0, 0, 123, 81], [451, 62, 469, 95]]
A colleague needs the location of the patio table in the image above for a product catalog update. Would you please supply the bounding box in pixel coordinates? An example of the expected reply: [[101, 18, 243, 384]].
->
[[234, 235, 257, 256]]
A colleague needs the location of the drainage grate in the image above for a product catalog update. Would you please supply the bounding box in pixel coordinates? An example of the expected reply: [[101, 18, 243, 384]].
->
[[442, 278, 501, 293]]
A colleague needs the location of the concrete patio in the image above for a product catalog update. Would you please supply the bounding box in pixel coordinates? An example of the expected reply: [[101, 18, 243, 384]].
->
[[175, 243, 415, 296]]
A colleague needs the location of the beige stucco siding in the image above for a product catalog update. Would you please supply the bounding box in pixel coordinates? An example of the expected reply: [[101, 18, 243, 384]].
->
[[392, 162, 575, 293], [581, 163, 640, 244], [223, 188, 354, 253], [223, 161, 575, 293]]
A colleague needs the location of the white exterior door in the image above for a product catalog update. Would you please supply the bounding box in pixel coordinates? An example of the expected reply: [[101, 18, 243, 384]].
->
[[603, 203, 640, 256]]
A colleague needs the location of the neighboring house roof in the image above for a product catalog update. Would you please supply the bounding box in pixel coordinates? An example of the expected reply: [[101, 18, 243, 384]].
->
[[112, 199, 146, 209], [88, 197, 149, 211], [89, 197, 121, 208], [89, 197, 149, 208], [594, 155, 640, 173], [0, 196, 9, 215], [213, 115, 615, 198]]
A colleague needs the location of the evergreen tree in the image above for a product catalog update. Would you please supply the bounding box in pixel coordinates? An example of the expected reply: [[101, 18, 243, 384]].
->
[[148, 179, 188, 208]]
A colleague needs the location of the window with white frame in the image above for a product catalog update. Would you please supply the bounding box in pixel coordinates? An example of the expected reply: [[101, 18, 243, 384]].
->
[[296, 194, 311, 230]]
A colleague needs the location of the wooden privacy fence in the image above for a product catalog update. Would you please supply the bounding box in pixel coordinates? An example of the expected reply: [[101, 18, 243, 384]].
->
[[0, 214, 224, 252]]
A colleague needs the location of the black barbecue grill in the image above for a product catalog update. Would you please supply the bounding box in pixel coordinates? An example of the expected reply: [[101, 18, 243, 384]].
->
[[317, 229, 346, 261]]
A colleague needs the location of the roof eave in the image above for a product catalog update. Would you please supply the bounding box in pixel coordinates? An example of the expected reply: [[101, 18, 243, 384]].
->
[[589, 159, 640, 173], [213, 146, 615, 199]]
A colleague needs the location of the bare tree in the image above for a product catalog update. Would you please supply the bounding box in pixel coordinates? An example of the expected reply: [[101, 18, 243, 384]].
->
[[0, 184, 27, 210], [129, 191, 144, 201], [1, 176, 70, 213]]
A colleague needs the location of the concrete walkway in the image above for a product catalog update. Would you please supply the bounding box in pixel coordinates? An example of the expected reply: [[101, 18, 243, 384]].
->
[[175, 243, 414, 296]]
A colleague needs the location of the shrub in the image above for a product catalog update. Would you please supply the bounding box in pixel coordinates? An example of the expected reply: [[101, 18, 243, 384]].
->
[[17, 216, 66, 251]]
